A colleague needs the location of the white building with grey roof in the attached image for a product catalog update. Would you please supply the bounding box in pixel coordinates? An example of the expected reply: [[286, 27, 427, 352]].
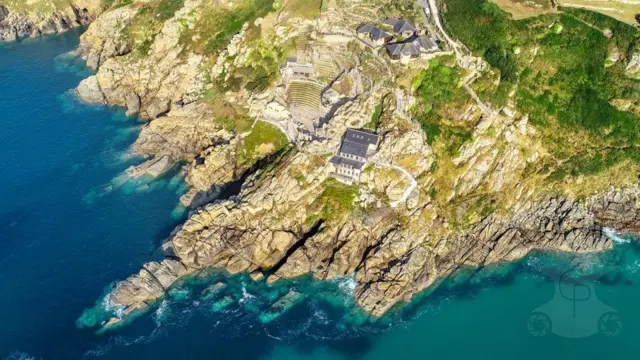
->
[[329, 128, 380, 184]]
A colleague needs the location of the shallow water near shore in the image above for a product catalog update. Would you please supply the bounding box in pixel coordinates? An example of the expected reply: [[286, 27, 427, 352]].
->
[[3, 30, 640, 360]]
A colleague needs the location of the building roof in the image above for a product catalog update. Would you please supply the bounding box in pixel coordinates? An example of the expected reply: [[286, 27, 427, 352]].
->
[[410, 35, 439, 52], [356, 24, 392, 41], [344, 128, 379, 146], [329, 156, 365, 169], [338, 128, 379, 158], [339, 141, 369, 158], [412, 36, 439, 51], [386, 42, 420, 57], [383, 18, 416, 34]]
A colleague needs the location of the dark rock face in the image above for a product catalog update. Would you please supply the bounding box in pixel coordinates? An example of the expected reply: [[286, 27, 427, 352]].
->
[[591, 187, 640, 234], [355, 195, 615, 316], [0, 6, 10, 23]]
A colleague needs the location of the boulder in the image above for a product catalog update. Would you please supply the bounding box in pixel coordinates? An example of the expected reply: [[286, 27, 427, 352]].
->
[[76, 76, 105, 103]]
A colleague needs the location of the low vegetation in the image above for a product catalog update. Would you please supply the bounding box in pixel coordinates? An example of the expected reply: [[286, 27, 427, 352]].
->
[[274, 0, 323, 19], [123, 0, 185, 55], [178, 0, 275, 56], [103, 0, 134, 9], [413, 59, 473, 152], [2, 0, 71, 14], [442, 0, 640, 183], [309, 178, 360, 223], [238, 121, 290, 167]]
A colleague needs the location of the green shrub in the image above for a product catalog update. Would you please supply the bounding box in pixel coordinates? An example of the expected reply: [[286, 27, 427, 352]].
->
[[443, 0, 640, 177], [179, 0, 274, 56]]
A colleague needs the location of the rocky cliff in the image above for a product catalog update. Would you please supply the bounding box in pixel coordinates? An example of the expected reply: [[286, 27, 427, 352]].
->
[[107, 156, 640, 320], [24, 0, 637, 328], [0, 0, 103, 41]]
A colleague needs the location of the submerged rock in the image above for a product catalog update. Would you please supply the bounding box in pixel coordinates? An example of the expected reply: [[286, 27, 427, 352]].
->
[[259, 290, 304, 323], [125, 155, 174, 179], [202, 282, 226, 300], [212, 296, 235, 312]]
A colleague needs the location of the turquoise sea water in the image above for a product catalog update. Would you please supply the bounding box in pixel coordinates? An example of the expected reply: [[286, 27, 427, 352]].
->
[[2, 30, 640, 360]]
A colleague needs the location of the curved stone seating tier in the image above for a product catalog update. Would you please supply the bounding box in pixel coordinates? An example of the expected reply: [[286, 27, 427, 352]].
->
[[315, 58, 338, 78], [287, 81, 324, 110]]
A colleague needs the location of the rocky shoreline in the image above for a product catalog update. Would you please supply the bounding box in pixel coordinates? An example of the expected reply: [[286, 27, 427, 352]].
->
[[0, 0, 103, 42], [106, 183, 639, 324], [12, 0, 640, 329]]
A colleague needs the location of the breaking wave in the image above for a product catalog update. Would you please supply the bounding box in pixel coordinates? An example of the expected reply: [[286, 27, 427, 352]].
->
[[604, 227, 630, 244]]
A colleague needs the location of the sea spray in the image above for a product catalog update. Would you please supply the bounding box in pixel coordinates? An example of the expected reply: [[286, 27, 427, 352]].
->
[[604, 227, 631, 244], [333, 275, 357, 295], [4, 351, 40, 360], [76, 283, 126, 330], [154, 300, 170, 325]]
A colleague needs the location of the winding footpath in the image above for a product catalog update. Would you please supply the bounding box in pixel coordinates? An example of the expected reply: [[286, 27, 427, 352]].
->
[[419, 0, 498, 118], [371, 159, 418, 208]]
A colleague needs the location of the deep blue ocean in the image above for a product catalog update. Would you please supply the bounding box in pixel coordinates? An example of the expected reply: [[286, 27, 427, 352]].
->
[[2, 30, 640, 360]]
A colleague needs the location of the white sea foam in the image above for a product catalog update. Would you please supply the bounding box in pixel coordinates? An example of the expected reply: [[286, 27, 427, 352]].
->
[[625, 259, 640, 275], [603, 227, 630, 244], [154, 300, 169, 324], [312, 308, 329, 325], [4, 351, 39, 360], [239, 284, 255, 304], [333, 275, 357, 295], [102, 286, 126, 320]]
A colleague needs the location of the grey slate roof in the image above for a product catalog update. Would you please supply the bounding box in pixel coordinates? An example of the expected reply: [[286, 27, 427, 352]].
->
[[356, 24, 392, 42], [383, 18, 416, 34], [411, 36, 439, 52], [386, 35, 439, 57], [386, 42, 420, 57], [329, 156, 365, 169], [344, 128, 379, 146], [339, 141, 369, 158]]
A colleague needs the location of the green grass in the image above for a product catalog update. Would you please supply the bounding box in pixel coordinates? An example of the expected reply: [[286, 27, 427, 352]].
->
[[413, 59, 473, 149], [238, 121, 289, 167], [365, 102, 383, 131], [310, 178, 360, 223], [559, 6, 638, 52], [442, 0, 640, 179], [442, 0, 517, 82], [122, 0, 185, 54], [157, 0, 184, 20], [179, 0, 275, 56]]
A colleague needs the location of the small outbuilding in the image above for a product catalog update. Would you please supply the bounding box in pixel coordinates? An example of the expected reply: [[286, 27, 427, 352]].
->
[[356, 24, 393, 46], [383, 18, 417, 37], [385, 35, 440, 64]]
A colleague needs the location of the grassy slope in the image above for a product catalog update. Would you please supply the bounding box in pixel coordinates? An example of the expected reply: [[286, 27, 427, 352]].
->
[[238, 121, 289, 167], [442, 0, 640, 192], [2, 0, 72, 14]]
